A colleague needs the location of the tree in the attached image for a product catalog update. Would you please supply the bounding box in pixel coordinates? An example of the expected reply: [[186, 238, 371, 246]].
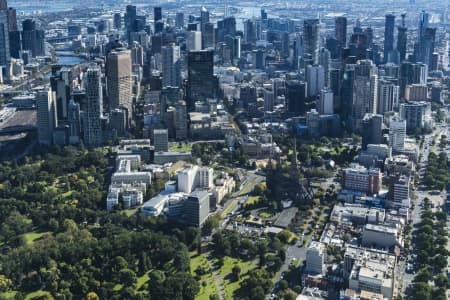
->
[[279, 279, 288, 290], [0, 275, 12, 292], [435, 273, 449, 289], [86, 292, 100, 300], [119, 269, 137, 286], [232, 265, 241, 281], [249, 286, 265, 300], [411, 282, 431, 300]]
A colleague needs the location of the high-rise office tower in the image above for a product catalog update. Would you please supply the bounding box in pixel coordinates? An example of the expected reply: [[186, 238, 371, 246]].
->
[[352, 60, 378, 129], [186, 50, 216, 109], [389, 117, 406, 152], [154, 7, 162, 33], [110, 108, 126, 137], [341, 64, 355, 121], [318, 88, 334, 115], [361, 114, 383, 150], [306, 64, 325, 97], [51, 67, 72, 120], [202, 22, 215, 49], [125, 5, 137, 32], [335, 16, 347, 47], [7, 7, 16, 32], [131, 42, 144, 66], [83, 64, 103, 147], [106, 49, 132, 123], [244, 19, 257, 43], [68, 99, 81, 145], [161, 44, 181, 87], [399, 61, 427, 98], [318, 48, 330, 86], [384, 14, 395, 62], [286, 80, 307, 114], [0, 0, 10, 66], [113, 12, 122, 30], [176, 12, 184, 29], [416, 27, 436, 67], [153, 128, 169, 152], [217, 17, 236, 42], [263, 88, 274, 112], [200, 7, 209, 32], [397, 14, 407, 62], [377, 78, 399, 114], [186, 31, 202, 51], [175, 100, 187, 140], [21, 19, 45, 57], [303, 19, 320, 64], [36, 88, 57, 145], [418, 10, 429, 42]]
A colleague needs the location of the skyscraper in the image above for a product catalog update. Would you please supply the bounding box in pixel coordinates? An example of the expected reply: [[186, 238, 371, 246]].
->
[[83, 64, 103, 147], [186, 31, 202, 51], [36, 88, 57, 145], [154, 7, 162, 33], [175, 100, 187, 140], [286, 80, 307, 113], [161, 44, 181, 87], [186, 50, 216, 109], [153, 129, 169, 152], [21, 19, 45, 57], [377, 78, 399, 114], [418, 10, 429, 42], [0, 0, 10, 66], [68, 99, 81, 145], [397, 14, 407, 62], [306, 65, 325, 97], [176, 12, 184, 29], [399, 61, 427, 98], [384, 14, 395, 62], [202, 22, 215, 49], [217, 17, 236, 42], [361, 114, 383, 150], [303, 19, 320, 64], [352, 60, 378, 130], [7, 7, 16, 32], [113, 12, 122, 30], [106, 49, 132, 123], [51, 67, 72, 120], [416, 27, 436, 67], [244, 19, 257, 43], [389, 117, 406, 152], [125, 5, 137, 32], [200, 7, 209, 32], [335, 16, 347, 47]]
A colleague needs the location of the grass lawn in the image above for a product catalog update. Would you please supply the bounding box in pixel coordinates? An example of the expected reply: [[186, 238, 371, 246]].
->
[[169, 143, 192, 152], [258, 210, 274, 219], [136, 272, 150, 291], [25, 290, 52, 300], [247, 196, 260, 206], [61, 190, 74, 198], [0, 291, 17, 299], [190, 254, 219, 300], [239, 179, 256, 196], [221, 198, 239, 218], [124, 208, 138, 217], [23, 231, 51, 244], [215, 256, 257, 300]]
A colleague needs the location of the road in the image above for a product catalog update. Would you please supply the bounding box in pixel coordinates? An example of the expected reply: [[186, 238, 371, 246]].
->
[[219, 171, 265, 228], [399, 111, 450, 296]]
